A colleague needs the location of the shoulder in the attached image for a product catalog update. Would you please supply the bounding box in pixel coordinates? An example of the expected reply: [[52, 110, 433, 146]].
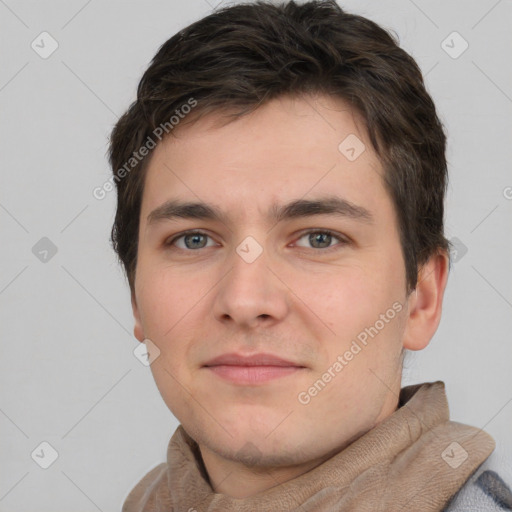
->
[[444, 449, 512, 511], [122, 462, 172, 512]]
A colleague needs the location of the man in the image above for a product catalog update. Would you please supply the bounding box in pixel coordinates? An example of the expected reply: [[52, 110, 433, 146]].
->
[[108, 1, 511, 510]]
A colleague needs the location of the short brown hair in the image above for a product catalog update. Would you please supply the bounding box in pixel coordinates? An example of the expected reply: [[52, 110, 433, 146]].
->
[[108, 0, 450, 295]]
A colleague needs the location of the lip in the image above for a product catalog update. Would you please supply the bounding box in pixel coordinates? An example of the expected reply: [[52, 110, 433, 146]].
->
[[203, 352, 306, 385], [203, 352, 302, 367]]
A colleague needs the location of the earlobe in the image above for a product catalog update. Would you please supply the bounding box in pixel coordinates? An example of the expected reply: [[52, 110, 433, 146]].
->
[[402, 251, 450, 351], [131, 291, 145, 342]]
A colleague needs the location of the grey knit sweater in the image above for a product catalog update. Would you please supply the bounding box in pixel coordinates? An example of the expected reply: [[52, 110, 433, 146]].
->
[[444, 450, 512, 511]]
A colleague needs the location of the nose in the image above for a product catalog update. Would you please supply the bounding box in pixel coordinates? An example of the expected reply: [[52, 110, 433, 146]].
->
[[212, 241, 290, 329]]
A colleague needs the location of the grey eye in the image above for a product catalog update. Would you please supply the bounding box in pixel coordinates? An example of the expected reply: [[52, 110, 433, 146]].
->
[[295, 231, 340, 249], [173, 232, 215, 250]]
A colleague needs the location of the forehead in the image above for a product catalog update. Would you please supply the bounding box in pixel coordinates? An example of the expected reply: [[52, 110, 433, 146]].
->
[[140, 94, 389, 224]]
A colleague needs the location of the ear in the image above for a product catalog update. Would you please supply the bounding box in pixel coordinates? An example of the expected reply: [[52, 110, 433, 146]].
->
[[131, 290, 145, 343], [402, 250, 450, 351]]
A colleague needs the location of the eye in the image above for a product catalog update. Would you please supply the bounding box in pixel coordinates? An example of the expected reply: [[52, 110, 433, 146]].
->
[[164, 229, 349, 253], [293, 229, 348, 251], [165, 230, 217, 250]]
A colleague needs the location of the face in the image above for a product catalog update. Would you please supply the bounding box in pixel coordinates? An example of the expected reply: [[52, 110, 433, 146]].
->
[[132, 94, 411, 468]]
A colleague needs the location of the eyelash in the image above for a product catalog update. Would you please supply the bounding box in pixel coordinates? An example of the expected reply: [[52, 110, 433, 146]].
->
[[164, 229, 350, 253]]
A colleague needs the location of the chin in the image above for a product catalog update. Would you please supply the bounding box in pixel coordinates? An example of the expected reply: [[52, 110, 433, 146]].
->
[[240, 430, 318, 465]]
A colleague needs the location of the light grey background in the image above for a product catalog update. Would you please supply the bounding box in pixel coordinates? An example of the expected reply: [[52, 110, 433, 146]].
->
[[1, 0, 511, 510]]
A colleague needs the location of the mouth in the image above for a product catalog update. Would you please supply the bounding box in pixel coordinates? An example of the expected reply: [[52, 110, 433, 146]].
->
[[202, 352, 306, 385]]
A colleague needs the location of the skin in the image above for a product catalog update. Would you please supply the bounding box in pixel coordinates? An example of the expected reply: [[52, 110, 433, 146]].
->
[[131, 93, 449, 498]]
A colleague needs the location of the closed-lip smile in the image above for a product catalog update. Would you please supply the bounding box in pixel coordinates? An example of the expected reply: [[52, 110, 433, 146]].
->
[[203, 352, 304, 367], [202, 352, 306, 385]]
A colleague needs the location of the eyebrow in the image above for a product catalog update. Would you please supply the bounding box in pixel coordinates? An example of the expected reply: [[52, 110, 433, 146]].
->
[[146, 195, 374, 227]]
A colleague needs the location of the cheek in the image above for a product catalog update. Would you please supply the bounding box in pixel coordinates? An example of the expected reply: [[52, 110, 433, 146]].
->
[[137, 266, 209, 339], [139, 273, 196, 398], [310, 266, 381, 322], [304, 260, 403, 350]]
